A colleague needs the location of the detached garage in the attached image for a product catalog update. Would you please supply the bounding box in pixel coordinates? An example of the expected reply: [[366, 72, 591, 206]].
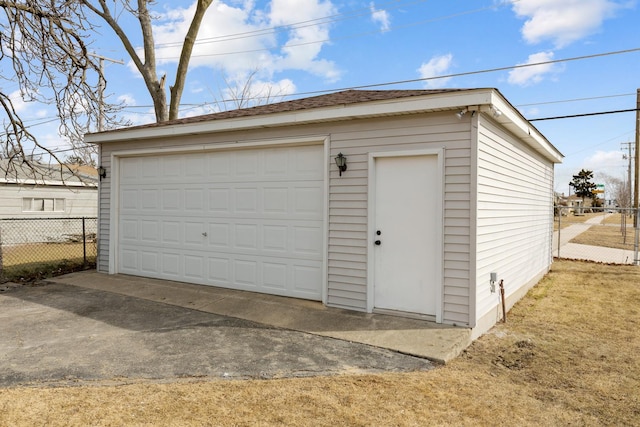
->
[[87, 89, 563, 339]]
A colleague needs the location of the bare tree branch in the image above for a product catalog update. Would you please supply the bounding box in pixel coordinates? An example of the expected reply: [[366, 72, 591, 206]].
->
[[169, 0, 213, 120]]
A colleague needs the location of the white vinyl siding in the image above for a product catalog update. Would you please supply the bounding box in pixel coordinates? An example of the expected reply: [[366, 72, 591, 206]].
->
[[327, 113, 472, 321], [0, 185, 97, 219], [97, 113, 473, 322], [97, 155, 111, 273], [475, 116, 554, 322]]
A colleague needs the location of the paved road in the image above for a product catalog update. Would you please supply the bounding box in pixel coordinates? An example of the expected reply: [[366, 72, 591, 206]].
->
[[0, 282, 433, 388]]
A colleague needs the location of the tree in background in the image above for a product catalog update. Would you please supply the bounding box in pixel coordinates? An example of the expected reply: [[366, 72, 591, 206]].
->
[[0, 0, 213, 172], [569, 169, 598, 207], [598, 172, 631, 208]]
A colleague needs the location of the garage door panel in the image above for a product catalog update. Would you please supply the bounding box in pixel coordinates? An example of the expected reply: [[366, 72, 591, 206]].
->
[[184, 255, 205, 280], [162, 221, 181, 244], [140, 251, 158, 273], [121, 219, 138, 241], [118, 145, 324, 300], [185, 155, 205, 177], [162, 253, 180, 277], [140, 220, 159, 242]]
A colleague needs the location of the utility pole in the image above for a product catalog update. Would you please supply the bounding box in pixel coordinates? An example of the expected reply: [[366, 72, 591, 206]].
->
[[636, 89, 640, 212], [635, 88, 640, 265], [89, 53, 124, 132]]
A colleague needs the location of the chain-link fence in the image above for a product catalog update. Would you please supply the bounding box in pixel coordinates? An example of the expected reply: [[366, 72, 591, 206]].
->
[[0, 217, 97, 280], [555, 206, 639, 265]]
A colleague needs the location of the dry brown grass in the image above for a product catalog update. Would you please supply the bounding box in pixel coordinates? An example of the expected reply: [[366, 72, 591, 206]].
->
[[555, 212, 604, 230], [570, 224, 636, 250], [1, 260, 639, 426], [3, 242, 96, 267], [1, 243, 97, 282]]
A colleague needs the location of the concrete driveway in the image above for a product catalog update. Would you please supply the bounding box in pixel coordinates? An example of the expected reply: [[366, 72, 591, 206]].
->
[[0, 281, 434, 387]]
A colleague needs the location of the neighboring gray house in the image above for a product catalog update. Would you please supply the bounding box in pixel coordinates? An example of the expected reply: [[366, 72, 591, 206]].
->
[[0, 160, 98, 243], [86, 89, 563, 339], [0, 160, 98, 218]]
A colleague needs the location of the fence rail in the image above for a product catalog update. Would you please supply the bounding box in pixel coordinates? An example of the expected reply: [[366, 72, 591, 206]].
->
[[0, 217, 97, 280], [555, 206, 639, 265]]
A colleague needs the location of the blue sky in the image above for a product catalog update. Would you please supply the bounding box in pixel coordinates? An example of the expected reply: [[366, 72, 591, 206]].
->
[[13, 0, 640, 194]]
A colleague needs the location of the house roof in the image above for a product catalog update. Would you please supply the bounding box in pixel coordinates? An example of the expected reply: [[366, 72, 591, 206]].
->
[[85, 88, 563, 163], [0, 159, 98, 187], [98, 89, 469, 132]]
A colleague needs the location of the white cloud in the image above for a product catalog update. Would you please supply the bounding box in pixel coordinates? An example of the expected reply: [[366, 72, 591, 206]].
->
[[269, 0, 340, 81], [417, 54, 453, 89], [508, 51, 558, 86], [117, 94, 137, 106], [370, 2, 391, 32], [583, 150, 626, 172], [513, 0, 623, 48], [146, 0, 340, 83], [215, 74, 296, 110]]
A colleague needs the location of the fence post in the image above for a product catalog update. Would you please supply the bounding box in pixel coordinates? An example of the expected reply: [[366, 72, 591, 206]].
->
[[557, 207, 562, 259], [635, 208, 639, 266], [82, 217, 87, 267], [0, 220, 3, 277]]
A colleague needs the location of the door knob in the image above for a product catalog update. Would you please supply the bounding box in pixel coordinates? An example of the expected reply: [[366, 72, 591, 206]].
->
[[374, 240, 381, 246], [376, 230, 381, 235]]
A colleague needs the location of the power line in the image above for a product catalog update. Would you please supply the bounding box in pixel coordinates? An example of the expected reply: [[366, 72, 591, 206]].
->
[[155, 0, 431, 49], [516, 92, 637, 107], [530, 108, 639, 121], [156, 1, 515, 60]]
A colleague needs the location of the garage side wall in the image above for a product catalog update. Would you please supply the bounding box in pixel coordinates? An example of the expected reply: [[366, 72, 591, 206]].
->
[[96, 113, 473, 323], [474, 115, 554, 330], [97, 155, 112, 273], [327, 113, 473, 324]]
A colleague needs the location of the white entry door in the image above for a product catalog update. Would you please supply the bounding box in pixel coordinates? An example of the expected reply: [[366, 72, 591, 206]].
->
[[373, 154, 441, 316]]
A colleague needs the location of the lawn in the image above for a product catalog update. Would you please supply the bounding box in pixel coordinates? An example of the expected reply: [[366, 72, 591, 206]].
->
[[554, 211, 604, 230], [1, 260, 639, 426], [1, 242, 96, 282], [570, 223, 637, 250]]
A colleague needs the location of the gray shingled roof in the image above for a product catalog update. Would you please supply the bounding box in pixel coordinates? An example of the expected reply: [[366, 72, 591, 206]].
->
[[99, 89, 473, 134], [0, 159, 98, 186]]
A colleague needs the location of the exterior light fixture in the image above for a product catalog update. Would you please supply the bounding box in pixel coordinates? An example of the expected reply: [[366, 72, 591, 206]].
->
[[97, 166, 107, 180], [455, 109, 467, 120], [335, 153, 347, 176], [490, 106, 503, 118]]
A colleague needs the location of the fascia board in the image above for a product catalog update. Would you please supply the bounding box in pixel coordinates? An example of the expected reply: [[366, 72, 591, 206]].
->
[[489, 91, 564, 164], [85, 89, 496, 144]]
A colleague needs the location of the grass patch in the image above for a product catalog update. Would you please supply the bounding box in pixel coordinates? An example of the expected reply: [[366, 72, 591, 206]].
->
[[570, 224, 636, 250], [1, 242, 96, 283], [555, 212, 604, 230], [0, 260, 639, 425]]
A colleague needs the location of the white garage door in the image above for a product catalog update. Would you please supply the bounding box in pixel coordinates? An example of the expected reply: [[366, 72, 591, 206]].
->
[[117, 144, 325, 300]]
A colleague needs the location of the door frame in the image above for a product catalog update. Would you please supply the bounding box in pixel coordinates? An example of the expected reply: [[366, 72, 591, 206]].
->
[[366, 149, 444, 322], [106, 135, 330, 304]]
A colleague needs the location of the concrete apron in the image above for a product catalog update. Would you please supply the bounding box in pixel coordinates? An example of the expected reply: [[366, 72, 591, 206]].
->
[[49, 271, 472, 364]]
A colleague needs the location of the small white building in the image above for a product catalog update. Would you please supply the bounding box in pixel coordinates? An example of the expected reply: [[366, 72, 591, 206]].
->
[[0, 160, 98, 244], [0, 160, 98, 219], [86, 89, 563, 340]]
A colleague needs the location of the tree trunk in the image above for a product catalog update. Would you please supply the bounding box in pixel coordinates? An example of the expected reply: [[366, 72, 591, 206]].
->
[[169, 0, 213, 120]]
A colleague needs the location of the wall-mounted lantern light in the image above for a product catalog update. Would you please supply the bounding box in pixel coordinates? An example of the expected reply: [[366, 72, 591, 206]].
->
[[97, 166, 107, 180], [335, 153, 347, 176]]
